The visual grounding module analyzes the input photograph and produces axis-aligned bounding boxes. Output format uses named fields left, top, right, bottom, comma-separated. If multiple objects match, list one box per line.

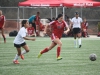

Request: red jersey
left=49, top=20, right=68, bottom=39
left=81, top=22, right=88, bottom=29
left=27, top=27, right=34, bottom=35
left=35, top=15, right=40, bottom=25
left=0, top=15, right=5, bottom=28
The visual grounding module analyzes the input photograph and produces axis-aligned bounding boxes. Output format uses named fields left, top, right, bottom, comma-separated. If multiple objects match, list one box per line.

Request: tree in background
left=0, top=0, right=24, bottom=7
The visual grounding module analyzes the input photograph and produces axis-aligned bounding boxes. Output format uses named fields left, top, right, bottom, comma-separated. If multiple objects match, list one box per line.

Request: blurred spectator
left=28, top=15, right=36, bottom=35
left=35, top=12, right=41, bottom=36
left=81, top=18, right=89, bottom=37
left=27, top=24, right=35, bottom=37
left=66, top=16, right=73, bottom=37
left=52, top=17, right=55, bottom=21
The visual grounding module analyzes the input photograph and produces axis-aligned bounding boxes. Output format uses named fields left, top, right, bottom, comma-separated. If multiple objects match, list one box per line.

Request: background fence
left=0, top=7, right=100, bottom=35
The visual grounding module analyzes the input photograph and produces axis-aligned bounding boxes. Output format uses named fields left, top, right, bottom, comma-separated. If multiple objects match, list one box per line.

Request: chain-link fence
left=0, top=7, right=100, bottom=35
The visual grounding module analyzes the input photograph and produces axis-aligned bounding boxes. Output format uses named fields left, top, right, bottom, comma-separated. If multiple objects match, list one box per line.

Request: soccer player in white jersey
left=71, top=12, right=83, bottom=48
left=13, top=20, right=35, bottom=64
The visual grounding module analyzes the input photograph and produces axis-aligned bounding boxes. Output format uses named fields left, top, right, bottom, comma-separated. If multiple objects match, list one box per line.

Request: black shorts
left=73, top=28, right=81, bottom=34
left=14, top=42, right=26, bottom=48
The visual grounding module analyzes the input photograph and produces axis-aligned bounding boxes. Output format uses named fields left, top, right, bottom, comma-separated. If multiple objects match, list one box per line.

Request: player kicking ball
left=13, top=20, right=35, bottom=64
left=38, top=14, right=69, bottom=61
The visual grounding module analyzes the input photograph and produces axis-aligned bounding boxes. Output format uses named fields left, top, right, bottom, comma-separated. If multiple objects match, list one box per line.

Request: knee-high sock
left=41, top=48, right=49, bottom=54
left=78, top=38, right=81, bottom=45
left=57, top=47, right=61, bottom=58
left=74, top=39, right=77, bottom=47
left=14, top=54, right=19, bottom=61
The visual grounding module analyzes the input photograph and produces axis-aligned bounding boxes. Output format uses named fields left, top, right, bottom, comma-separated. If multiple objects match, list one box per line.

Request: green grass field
left=0, top=37, right=100, bottom=75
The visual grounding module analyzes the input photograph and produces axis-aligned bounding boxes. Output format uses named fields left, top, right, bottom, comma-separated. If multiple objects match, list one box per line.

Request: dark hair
left=46, top=18, right=52, bottom=23
left=21, top=20, right=27, bottom=27
left=52, top=17, right=55, bottom=21
left=37, top=12, right=40, bottom=14
left=47, top=18, right=52, bottom=22
left=56, top=14, right=63, bottom=20
left=66, top=16, right=69, bottom=19
left=75, top=12, right=79, bottom=15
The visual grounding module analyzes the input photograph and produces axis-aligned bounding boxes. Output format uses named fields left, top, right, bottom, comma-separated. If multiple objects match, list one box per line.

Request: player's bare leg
left=1, top=29, right=6, bottom=43
left=53, top=38, right=62, bottom=61
left=21, top=45, right=30, bottom=60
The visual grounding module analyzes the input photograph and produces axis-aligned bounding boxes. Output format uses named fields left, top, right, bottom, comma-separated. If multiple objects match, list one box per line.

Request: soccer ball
left=89, top=53, right=97, bottom=61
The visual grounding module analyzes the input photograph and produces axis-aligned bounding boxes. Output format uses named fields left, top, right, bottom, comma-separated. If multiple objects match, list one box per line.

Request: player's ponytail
left=21, top=20, right=27, bottom=27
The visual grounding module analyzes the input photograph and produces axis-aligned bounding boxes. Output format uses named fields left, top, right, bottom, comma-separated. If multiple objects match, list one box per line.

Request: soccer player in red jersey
left=27, top=24, right=35, bottom=37
left=0, top=10, right=6, bottom=43
left=38, top=14, right=70, bottom=60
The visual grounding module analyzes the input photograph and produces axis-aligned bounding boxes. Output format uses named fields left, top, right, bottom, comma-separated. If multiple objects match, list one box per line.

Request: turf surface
left=0, top=37, right=100, bottom=75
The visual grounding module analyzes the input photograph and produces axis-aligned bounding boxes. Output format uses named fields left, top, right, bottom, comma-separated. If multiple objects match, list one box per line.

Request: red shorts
left=51, top=33, right=61, bottom=41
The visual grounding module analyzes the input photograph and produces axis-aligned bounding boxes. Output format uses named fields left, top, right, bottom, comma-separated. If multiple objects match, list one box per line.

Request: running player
left=0, top=10, right=6, bottom=43
left=38, top=14, right=69, bottom=60
left=13, top=20, right=35, bottom=64
left=71, top=12, right=83, bottom=48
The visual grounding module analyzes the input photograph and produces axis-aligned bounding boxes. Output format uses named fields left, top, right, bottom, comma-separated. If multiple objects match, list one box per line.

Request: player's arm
left=43, top=24, right=49, bottom=34
left=80, top=18, right=83, bottom=30
left=64, top=21, right=70, bottom=34
left=69, top=18, right=73, bottom=30
left=21, top=29, right=36, bottom=41
left=23, top=37, right=35, bottom=41
left=43, top=21, right=54, bottom=35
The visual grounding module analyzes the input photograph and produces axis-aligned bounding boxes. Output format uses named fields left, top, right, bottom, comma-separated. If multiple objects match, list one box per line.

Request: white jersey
left=13, top=27, right=27, bottom=44
left=71, top=17, right=82, bottom=28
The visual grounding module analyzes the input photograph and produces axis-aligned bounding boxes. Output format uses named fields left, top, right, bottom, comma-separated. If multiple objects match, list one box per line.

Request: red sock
left=57, top=47, right=61, bottom=58
left=41, top=48, right=49, bottom=54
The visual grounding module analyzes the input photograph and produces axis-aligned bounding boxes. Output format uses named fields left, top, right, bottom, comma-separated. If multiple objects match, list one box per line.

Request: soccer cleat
left=13, top=60, right=20, bottom=64
left=57, top=57, right=62, bottom=61
left=37, top=52, right=42, bottom=58
left=79, top=45, right=82, bottom=48
left=20, top=55, right=24, bottom=60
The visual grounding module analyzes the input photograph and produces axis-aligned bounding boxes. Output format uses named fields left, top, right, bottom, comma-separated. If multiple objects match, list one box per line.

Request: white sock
left=78, top=38, right=81, bottom=45
left=74, top=39, right=77, bottom=47
left=21, top=50, right=27, bottom=55
left=14, top=54, right=19, bottom=61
